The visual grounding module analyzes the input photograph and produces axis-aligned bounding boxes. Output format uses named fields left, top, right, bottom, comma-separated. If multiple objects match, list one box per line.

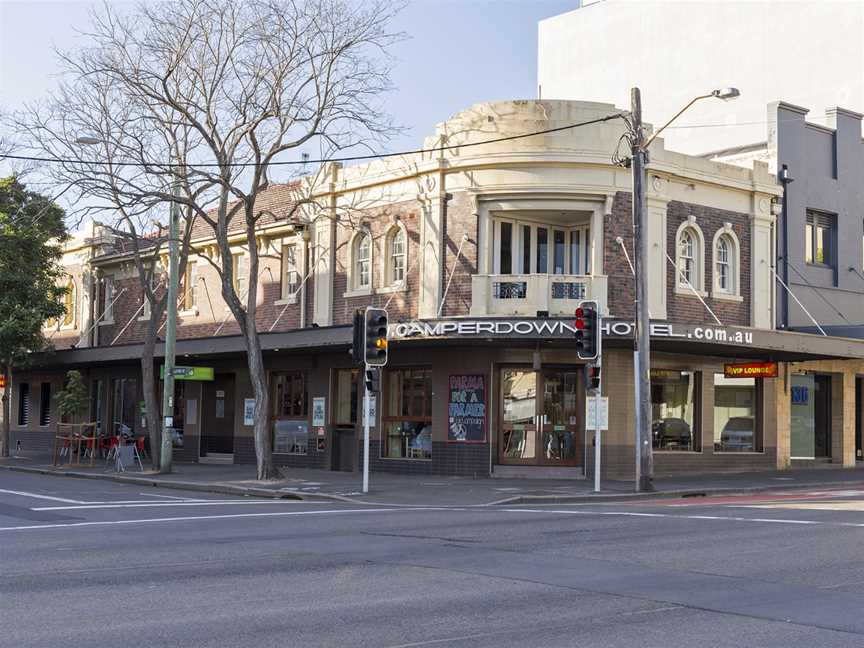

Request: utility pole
left=631, top=88, right=654, bottom=492
left=160, top=182, right=180, bottom=473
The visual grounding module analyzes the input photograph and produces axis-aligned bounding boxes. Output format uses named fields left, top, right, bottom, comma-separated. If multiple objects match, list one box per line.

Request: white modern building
left=538, top=0, right=864, bottom=154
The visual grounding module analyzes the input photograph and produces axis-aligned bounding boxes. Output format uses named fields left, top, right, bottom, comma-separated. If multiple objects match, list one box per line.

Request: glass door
left=499, top=368, right=582, bottom=467
left=539, top=369, right=580, bottom=465
left=501, top=369, right=537, bottom=463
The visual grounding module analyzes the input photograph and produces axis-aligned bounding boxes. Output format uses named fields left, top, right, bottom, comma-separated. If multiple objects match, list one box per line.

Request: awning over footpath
left=28, top=318, right=864, bottom=369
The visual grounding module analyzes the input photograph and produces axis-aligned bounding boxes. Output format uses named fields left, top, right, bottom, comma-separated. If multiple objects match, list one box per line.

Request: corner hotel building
left=10, top=100, right=864, bottom=479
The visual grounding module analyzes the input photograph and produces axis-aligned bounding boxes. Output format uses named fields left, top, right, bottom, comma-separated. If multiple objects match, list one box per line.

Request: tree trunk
left=140, top=329, right=161, bottom=471
left=244, top=327, right=273, bottom=480
left=0, top=365, right=11, bottom=458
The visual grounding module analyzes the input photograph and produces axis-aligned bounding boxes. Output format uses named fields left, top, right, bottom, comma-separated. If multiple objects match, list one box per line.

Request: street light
left=628, top=87, right=740, bottom=492
left=75, top=134, right=180, bottom=473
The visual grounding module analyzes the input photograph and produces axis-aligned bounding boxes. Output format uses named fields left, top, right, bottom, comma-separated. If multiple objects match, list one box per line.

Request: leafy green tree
left=0, top=177, right=68, bottom=456
left=54, top=370, right=89, bottom=423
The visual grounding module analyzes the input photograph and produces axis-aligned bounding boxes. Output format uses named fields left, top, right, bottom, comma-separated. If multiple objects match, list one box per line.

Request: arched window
left=387, top=226, right=406, bottom=285
left=675, top=220, right=706, bottom=294
left=716, top=236, right=731, bottom=292
left=62, top=279, right=76, bottom=327
left=679, top=230, right=695, bottom=286
left=712, top=227, right=741, bottom=298
left=354, top=232, right=372, bottom=290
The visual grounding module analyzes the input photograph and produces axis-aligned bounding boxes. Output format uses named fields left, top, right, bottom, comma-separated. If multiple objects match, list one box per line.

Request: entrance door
left=814, top=374, right=832, bottom=458
left=201, top=375, right=235, bottom=457
left=499, top=368, right=581, bottom=466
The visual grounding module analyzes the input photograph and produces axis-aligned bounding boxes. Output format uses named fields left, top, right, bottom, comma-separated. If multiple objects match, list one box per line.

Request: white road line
left=0, top=488, right=85, bottom=504
left=0, top=507, right=444, bottom=532
left=32, top=500, right=297, bottom=511
left=140, top=493, right=206, bottom=501
left=500, top=508, right=863, bottom=527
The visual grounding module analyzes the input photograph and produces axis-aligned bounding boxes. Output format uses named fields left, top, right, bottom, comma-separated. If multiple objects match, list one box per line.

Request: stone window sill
left=274, top=296, right=298, bottom=306
left=376, top=284, right=408, bottom=295
left=675, top=286, right=708, bottom=298
left=711, top=292, right=744, bottom=303
left=343, top=288, right=373, bottom=299
left=97, top=319, right=115, bottom=326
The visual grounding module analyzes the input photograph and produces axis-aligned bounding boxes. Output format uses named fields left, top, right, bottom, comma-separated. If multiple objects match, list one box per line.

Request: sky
left=0, top=0, right=582, bottom=210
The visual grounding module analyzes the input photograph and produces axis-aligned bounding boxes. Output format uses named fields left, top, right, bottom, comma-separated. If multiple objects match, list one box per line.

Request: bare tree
left=16, top=0, right=401, bottom=479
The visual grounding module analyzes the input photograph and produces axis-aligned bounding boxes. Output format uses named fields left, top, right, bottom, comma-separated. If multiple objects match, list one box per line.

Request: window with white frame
left=679, top=230, right=695, bottom=285
left=281, top=244, right=299, bottom=299
left=353, top=232, right=372, bottom=290
left=387, top=226, right=406, bottom=285
left=676, top=222, right=705, bottom=292
left=492, top=218, right=591, bottom=275
left=715, top=236, right=730, bottom=291
left=102, top=277, right=115, bottom=322
left=232, top=252, right=249, bottom=298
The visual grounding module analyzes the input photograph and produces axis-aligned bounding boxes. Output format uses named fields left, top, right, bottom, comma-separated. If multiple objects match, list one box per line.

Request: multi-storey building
left=10, top=100, right=864, bottom=479
left=537, top=0, right=864, bottom=155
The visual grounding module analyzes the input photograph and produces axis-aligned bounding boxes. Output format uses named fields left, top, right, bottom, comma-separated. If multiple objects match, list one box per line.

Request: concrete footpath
left=4, top=451, right=864, bottom=505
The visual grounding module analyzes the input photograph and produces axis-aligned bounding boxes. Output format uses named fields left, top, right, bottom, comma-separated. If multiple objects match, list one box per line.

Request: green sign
left=160, top=366, right=215, bottom=381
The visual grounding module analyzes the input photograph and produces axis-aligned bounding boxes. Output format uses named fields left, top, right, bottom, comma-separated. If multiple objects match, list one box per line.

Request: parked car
left=720, top=416, right=754, bottom=451
left=652, top=417, right=692, bottom=450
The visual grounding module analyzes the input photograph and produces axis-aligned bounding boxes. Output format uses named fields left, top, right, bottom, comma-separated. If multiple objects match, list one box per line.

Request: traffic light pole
left=362, top=365, right=370, bottom=494
left=593, top=329, right=603, bottom=493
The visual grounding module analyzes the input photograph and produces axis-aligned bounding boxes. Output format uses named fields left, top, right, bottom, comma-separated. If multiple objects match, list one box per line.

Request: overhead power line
left=0, top=113, right=627, bottom=170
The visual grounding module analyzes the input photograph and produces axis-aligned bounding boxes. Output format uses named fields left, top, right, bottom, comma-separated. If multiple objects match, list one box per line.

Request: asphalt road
left=4, top=471, right=864, bottom=647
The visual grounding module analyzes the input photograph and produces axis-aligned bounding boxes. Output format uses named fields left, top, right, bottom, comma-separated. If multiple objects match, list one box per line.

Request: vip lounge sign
left=390, top=319, right=755, bottom=346
left=724, top=362, right=778, bottom=378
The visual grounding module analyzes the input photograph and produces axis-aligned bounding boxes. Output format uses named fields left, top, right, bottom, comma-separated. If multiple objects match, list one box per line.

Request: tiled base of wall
left=365, top=441, right=490, bottom=477
left=586, top=444, right=778, bottom=479
left=10, top=429, right=53, bottom=455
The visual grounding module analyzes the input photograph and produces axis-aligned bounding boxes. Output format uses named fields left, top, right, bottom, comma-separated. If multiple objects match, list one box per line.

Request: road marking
left=0, top=507, right=445, bottom=532
left=140, top=493, right=206, bottom=501
left=500, top=508, right=862, bottom=528
left=0, top=489, right=85, bottom=504
left=32, top=500, right=298, bottom=511
left=743, top=501, right=864, bottom=512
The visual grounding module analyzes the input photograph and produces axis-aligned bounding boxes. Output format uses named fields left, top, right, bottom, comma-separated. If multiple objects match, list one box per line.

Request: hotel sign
left=724, top=362, right=778, bottom=378
left=390, top=319, right=755, bottom=347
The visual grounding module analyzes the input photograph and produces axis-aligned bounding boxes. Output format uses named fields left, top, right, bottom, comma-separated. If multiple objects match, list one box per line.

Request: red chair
left=135, top=436, right=148, bottom=460
left=102, top=435, right=121, bottom=463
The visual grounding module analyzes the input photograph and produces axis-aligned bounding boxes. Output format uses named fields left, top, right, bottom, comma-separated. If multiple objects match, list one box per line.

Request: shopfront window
left=111, top=378, right=138, bottom=435
left=382, top=368, right=432, bottom=460
left=713, top=374, right=760, bottom=452
left=651, top=370, right=700, bottom=451
left=334, top=368, right=359, bottom=426
left=272, top=371, right=308, bottom=454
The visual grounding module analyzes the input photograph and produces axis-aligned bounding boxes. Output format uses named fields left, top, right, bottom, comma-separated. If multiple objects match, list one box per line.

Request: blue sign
left=791, top=385, right=809, bottom=405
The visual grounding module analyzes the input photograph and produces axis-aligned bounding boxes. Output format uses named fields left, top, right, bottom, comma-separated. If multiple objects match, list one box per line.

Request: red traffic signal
left=574, top=300, right=600, bottom=361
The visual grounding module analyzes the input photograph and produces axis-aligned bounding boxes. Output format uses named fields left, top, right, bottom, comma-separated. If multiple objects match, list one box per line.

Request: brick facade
left=665, top=200, right=751, bottom=327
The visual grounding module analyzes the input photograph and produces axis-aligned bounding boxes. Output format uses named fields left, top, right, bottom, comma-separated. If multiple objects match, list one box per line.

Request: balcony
left=470, top=274, right=608, bottom=317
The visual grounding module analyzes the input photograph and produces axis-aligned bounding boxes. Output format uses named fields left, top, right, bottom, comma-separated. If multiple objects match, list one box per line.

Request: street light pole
left=627, top=86, right=740, bottom=492
left=630, top=88, right=653, bottom=492
left=159, top=181, right=180, bottom=473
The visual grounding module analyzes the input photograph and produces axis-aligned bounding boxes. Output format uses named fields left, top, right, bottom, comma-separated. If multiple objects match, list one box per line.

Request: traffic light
left=351, top=309, right=364, bottom=365
left=585, top=364, right=601, bottom=392
left=364, top=307, right=389, bottom=366
left=574, top=300, right=599, bottom=360
left=364, top=367, right=381, bottom=393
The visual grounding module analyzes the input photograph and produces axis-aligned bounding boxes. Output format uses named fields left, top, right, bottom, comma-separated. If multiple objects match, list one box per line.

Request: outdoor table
left=52, top=422, right=99, bottom=466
